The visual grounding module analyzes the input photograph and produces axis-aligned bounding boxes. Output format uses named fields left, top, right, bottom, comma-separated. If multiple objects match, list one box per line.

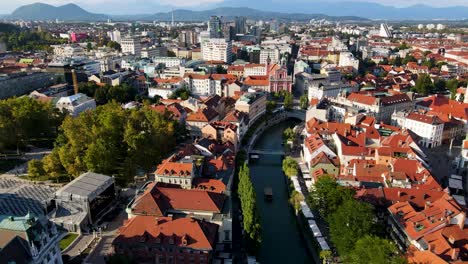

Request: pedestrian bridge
left=250, top=149, right=285, bottom=155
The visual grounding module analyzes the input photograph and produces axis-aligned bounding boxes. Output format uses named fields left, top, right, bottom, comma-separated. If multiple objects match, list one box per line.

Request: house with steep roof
left=186, top=107, right=219, bottom=138
left=113, top=216, right=218, bottom=264
left=0, top=213, right=63, bottom=264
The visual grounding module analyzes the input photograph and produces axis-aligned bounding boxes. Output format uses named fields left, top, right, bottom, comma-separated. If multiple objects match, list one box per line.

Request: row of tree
left=28, top=102, right=178, bottom=185
left=78, top=82, right=138, bottom=105
left=0, top=30, right=67, bottom=52
left=237, top=162, right=262, bottom=254
left=0, top=97, right=65, bottom=153
left=308, top=176, right=405, bottom=263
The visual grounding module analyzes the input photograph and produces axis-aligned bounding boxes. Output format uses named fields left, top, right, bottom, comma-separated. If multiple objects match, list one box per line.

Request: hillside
left=9, top=3, right=107, bottom=21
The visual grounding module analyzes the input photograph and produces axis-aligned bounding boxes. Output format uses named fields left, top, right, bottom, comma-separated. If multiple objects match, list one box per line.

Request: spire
left=171, top=10, right=175, bottom=27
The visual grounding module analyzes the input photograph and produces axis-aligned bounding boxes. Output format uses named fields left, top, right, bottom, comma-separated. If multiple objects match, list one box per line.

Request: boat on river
left=264, top=187, right=273, bottom=201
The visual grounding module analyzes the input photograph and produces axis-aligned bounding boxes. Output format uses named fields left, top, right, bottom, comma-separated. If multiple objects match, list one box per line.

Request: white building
left=108, top=30, right=121, bottom=43
left=121, top=36, right=142, bottom=56
left=244, top=64, right=267, bottom=77
left=184, top=74, right=215, bottom=97
left=153, top=57, right=185, bottom=68
left=338, top=52, right=359, bottom=72
left=260, top=48, right=281, bottom=64
left=379, top=23, right=393, bottom=38
left=391, top=112, right=444, bottom=148
left=148, top=78, right=184, bottom=99
left=56, top=93, right=96, bottom=117
left=201, top=38, right=233, bottom=63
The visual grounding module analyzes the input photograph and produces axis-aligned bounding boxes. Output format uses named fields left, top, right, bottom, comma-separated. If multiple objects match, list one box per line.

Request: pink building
left=70, top=32, right=88, bottom=43
left=267, top=63, right=292, bottom=93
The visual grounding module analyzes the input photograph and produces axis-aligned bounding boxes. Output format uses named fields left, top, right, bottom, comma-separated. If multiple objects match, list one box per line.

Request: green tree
left=345, top=235, right=406, bottom=264
left=238, top=163, right=262, bottom=253
left=393, top=56, right=402, bottom=67
left=283, top=92, right=293, bottom=110
left=107, top=40, right=122, bottom=52
left=28, top=159, right=45, bottom=178
left=299, top=94, right=309, bottom=110
left=282, top=156, right=299, bottom=177
left=402, top=55, right=417, bottom=65
left=86, top=42, right=92, bottom=52
left=413, top=74, right=434, bottom=96
left=329, top=199, right=375, bottom=256
left=422, top=57, right=436, bottom=69
left=53, top=103, right=176, bottom=184
left=0, top=97, right=63, bottom=152
left=289, top=190, right=304, bottom=211
left=446, top=79, right=459, bottom=100
left=283, top=127, right=295, bottom=142
left=434, top=78, right=446, bottom=92
left=319, top=250, right=332, bottom=264
left=307, top=175, right=355, bottom=218
left=266, top=100, right=276, bottom=114
left=215, top=65, right=227, bottom=74
left=43, top=149, right=65, bottom=181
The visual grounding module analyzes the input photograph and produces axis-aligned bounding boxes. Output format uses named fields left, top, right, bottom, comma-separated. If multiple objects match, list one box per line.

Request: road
left=85, top=207, right=129, bottom=264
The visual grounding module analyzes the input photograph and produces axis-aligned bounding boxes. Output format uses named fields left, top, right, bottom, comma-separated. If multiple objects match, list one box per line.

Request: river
left=249, top=121, right=313, bottom=264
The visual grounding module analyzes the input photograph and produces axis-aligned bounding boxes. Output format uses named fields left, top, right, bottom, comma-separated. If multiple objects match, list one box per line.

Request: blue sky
left=2, top=0, right=468, bottom=14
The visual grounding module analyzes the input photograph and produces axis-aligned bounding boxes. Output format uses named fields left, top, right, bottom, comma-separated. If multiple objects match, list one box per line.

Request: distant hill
left=9, top=3, right=107, bottom=21
left=8, top=3, right=367, bottom=22
left=219, top=0, right=468, bottom=20
left=114, top=7, right=368, bottom=22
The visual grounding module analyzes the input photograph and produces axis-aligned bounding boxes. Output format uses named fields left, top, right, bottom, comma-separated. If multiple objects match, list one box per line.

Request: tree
left=307, top=175, right=355, bottom=218
left=283, top=92, right=293, bottom=110
left=393, top=56, right=402, bottom=67
left=283, top=127, right=295, bottom=142
left=52, top=103, right=176, bottom=184
left=86, top=42, right=92, bottom=52
left=413, top=74, right=434, bottom=96
left=402, top=55, right=417, bottom=65
left=282, top=156, right=298, bottom=177
left=345, top=235, right=406, bottom=264
left=329, top=199, right=375, bottom=256
left=434, top=78, right=446, bottom=92
left=422, top=57, right=436, bottom=69
left=319, top=250, right=332, bottom=264
left=238, top=162, right=262, bottom=253
left=299, top=94, right=309, bottom=110
left=0, top=97, right=64, bottom=152
left=215, top=65, right=227, bottom=74
left=107, top=40, right=122, bottom=52
left=43, top=149, right=65, bottom=182
left=266, top=100, right=276, bottom=114
left=28, top=159, right=45, bottom=178
left=289, top=190, right=304, bottom=211
left=446, top=79, right=459, bottom=100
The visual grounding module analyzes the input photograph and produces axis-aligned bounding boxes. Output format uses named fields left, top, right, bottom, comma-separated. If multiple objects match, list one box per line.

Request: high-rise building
left=108, top=30, right=121, bottom=43
left=202, top=38, right=233, bottom=63
left=121, top=36, right=142, bottom=56
left=379, top=23, right=393, bottom=38
left=208, top=16, right=223, bottom=38
left=235, top=16, right=247, bottom=35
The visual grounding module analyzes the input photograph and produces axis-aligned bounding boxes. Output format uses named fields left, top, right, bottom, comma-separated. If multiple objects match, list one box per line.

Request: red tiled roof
left=114, top=216, right=218, bottom=250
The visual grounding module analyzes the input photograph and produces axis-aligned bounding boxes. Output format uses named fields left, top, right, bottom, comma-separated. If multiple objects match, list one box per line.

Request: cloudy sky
left=2, top=0, right=468, bottom=14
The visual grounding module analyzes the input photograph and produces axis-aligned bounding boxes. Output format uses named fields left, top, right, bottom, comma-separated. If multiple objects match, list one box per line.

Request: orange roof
left=155, top=160, right=192, bottom=177
left=114, top=216, right=218, bottom=250
left=186, top=108, right=219, bottom=122
left=192, top=178, right=226, bottom=193
left=131, top=183, right=226, bottom=215
left=244, top=75, right=269, bottom=86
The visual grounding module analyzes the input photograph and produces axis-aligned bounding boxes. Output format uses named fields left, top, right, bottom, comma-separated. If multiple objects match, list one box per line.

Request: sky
left=2, top=0, right=468, bottom=14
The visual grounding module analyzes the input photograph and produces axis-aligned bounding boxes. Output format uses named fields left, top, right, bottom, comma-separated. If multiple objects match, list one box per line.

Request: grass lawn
left=0, top=159, right=25, bottom=174
left=60, top=233, right=79, bottom=251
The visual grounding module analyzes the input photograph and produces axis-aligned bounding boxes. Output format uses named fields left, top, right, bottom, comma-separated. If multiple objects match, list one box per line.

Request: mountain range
left=5, top=2, right=468, bottom=21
